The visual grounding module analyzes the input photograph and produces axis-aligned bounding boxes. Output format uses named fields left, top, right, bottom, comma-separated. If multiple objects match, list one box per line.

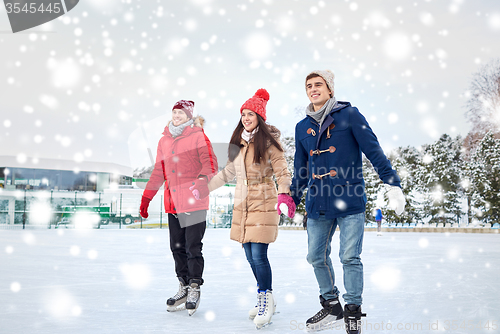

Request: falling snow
left=0, top=1, right=498, bottom=170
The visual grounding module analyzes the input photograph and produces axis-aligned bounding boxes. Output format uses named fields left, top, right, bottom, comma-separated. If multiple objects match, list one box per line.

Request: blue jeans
left=306, top=212, right=365, bottom=305
left=243, top=242, right=272, bottom=291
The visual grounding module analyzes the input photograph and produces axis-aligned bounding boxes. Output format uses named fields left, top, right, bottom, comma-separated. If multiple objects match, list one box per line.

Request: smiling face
left=241, top=109, right=258, bottom=132
left=306, top=76, right=333, bottom=111
left=171, top=108, right=190, bottom=126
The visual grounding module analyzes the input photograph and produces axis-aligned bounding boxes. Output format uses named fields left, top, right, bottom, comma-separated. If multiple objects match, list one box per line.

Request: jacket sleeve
left=208, top=160, right=237, bottom=192
left=143, top=139, right=167, bottom=199
left=290, top=124, right=309, bottom=205
left=268, top=141, right=291, bottom=195
left=196, top=131, right=219, bottom=181
left=350, top=107, right=401, bottom=187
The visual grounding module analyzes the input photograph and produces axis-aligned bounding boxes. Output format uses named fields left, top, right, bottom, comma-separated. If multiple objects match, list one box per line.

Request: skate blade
left=167, top=304, right=186, bottom=312
left=306, top=320, right=340, bottom=332
left=250, top=309, right=279, bottom=320
left=187, top=309, right=197, bottom=316
left=255, top=321, right=272, bottom=330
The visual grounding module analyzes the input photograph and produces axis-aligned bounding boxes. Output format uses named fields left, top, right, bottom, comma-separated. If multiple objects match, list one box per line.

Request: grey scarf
left=306, top=97, right=338, bottom=126
left=169, top=119, right=194, bottom=138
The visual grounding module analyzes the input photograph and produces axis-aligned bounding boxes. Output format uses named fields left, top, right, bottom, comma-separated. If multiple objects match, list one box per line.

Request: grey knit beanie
left=306, top=70, right=335, bottom=93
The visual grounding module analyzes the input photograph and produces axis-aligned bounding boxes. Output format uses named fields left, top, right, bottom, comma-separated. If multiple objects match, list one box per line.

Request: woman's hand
left=277, top=193, right=296, bottom=218
left=140, top=196, right=151, bottom=218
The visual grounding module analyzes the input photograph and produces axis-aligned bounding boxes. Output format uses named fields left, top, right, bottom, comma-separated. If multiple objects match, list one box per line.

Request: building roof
left=0, top=156, right=133, bottom=176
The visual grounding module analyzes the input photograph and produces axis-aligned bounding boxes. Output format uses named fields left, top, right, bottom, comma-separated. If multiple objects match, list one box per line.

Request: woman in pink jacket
left=140, top=100, right=218, bottom=316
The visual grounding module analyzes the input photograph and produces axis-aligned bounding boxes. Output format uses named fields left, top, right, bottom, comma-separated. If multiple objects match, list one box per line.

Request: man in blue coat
left=289, top=70, right=405, bottom=333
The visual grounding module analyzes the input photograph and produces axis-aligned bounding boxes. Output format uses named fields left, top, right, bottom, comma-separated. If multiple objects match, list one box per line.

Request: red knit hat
left=240, top=89, right=270, bottom=121
left=172, top=100, right=195, bottom=119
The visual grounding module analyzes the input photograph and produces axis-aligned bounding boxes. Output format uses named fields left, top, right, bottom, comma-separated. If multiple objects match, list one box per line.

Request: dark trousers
left=243, top=242, right=272, bottom=291
left=168, top=213, right=206, bottom=285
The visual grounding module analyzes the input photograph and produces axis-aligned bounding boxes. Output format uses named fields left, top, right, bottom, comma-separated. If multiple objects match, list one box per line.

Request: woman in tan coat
left=191, top=88, right=296, bottom=329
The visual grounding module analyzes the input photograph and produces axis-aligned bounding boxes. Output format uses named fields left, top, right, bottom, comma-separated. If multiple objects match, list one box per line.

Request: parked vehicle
left=56, top=205, right=140, bottom=228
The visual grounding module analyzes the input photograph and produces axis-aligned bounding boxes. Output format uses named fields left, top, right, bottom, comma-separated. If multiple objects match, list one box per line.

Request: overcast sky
left=1, top=0, right=500, bottom=170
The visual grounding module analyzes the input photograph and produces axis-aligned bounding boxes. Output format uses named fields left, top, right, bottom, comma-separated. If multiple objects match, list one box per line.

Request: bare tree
left=464, top=58, right=500, bottom=156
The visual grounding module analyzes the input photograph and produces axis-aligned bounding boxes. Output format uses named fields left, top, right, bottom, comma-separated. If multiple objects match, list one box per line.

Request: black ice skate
left=306, top=296, right=343, bottom=332
left=166, top=277, right=188, bottom=312
left=185, top=279, right=202, bottom=316
left=343, top=304, right=366, bottom=334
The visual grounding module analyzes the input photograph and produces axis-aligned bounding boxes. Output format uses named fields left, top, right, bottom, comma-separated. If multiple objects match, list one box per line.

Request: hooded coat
left=208, top=125, right=291, bottom=244
left=144, top=116, right=218, bottom=213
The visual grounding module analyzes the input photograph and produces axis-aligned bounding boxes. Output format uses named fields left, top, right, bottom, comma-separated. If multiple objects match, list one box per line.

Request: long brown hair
left=228, top=114, right=283, bottom=164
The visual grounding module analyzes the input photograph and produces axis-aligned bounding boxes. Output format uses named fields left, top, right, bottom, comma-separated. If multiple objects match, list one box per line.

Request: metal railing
left=0, top=189, right=237, bottom=229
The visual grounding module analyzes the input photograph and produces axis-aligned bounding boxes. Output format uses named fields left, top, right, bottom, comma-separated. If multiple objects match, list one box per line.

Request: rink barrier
left=363, top=227, right=499, bottom=234
left=0, top=224, right=496, bottom=233
left=278, top=226, right=499, bottom=233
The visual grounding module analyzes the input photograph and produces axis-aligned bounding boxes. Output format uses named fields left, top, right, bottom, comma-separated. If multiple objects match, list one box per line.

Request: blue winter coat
left=375, top=209, right=383, bottom=221
left=290, top=102, right=400, bottom=220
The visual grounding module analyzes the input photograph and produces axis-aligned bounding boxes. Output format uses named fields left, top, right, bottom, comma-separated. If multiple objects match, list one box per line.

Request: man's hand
left=385, top=185, right=405, bottom=215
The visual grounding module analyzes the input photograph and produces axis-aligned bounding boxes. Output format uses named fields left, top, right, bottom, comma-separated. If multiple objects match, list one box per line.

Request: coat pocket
left=328, top=182, right=365, bottom=213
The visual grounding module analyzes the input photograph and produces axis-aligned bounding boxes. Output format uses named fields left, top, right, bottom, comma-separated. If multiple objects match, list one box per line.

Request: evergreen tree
left=469, top=131, right=500, bottom=223
left=385, top=146, right=423, bottom=225
left=416, top=135, right=463, bottom=225
left=280, top=136, right=306, bottom=224
left=362, top=155, right=382, bottom=222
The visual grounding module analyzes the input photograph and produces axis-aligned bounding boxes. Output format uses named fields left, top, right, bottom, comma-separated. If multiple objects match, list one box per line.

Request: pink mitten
left=277, top=193, right=296, bottom=218
left=189, top=178, right=209, bottom=200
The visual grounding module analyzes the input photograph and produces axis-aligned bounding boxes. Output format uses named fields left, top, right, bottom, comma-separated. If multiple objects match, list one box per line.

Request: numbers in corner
left=5, top=2, right=62, bottom=14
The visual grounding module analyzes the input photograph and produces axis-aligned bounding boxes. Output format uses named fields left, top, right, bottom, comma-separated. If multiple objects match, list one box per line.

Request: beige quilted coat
left=208, top=125, right=291, bottom=244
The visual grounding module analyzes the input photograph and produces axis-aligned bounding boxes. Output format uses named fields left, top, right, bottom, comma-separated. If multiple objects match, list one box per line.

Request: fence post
left=50, top=190, right=53, bottom=228
left=22, top=189, right=26, bottom=229
left=214, top=196, right=217, bottom=229
left=119, top=193, right=122, bottom=229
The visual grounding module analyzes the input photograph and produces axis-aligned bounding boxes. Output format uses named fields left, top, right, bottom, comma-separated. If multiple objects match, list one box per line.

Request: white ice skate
left=254, top=290, right=274, bottom=329
left=186, top=281, right=201, bottom=316
left=249, top=292, right=277, bottom=320
left=166, top=278, right=188, bottom=312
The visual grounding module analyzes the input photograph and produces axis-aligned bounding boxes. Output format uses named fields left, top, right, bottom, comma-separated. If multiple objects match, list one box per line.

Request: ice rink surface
left=1, top=228, right=499, bottom=334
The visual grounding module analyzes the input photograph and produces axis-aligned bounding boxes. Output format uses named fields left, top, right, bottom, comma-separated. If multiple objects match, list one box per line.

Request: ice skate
left=186, top=280, right=201, bottom=316
left=166, top=278, right=188, bottom=312
left=343, top=304, right=366, bottom=334
left=249, top=290, right=277, bottom=320
left=306, top=296, right=343, bottom=332
left=377, top=232, right=382, bottom=236
left=253, top=290, right=274, bottom=329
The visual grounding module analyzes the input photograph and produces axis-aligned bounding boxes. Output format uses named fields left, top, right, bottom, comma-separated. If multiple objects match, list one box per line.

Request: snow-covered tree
left=384, top=146, right=423, bottom=225
left=280, top=136, right=306, bottom=224
left=415, top=135, right=464, bottom=224
left=469, top=131, right=500, bottom=224
left=362, top=155, right=382, bottom=222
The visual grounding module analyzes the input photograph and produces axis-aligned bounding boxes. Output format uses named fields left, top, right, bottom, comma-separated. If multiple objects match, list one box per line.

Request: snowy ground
left=1, top=229, right=499, bottom=334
